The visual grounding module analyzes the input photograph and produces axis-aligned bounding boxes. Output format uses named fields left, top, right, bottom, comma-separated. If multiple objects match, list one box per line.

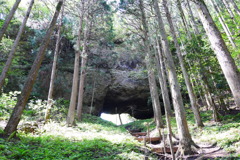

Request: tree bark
left=45, top=1, right=64, bottom=123
left=154, top=40, right=173, bottom=117
left=222, top=0, right=235, bottom=18
left=185, top=0, right=200, bottom=35
left=177, top=0, right=191, bottom=38
left=139, top=0, right=163, bottom=129
left=162, top=0, right=203, bottom=127
left=0, top=0, right=22, bottom=42
left=90, top=70, right=97, bottom=114
left=154, top=41, right=175, bottom=159
left=66, top=1, right=85, bottom=126
left=76, top=13, right=91, bottom=121
left=222, top=0, right=240, bottom=31
left=4, top=0, right=63, bottom=136
left=0, top=0, right=34, bottom=91
left=209, top=0, right=236, bottom=48
left=193, top=0, right=240, bottom=108
left=229, top=0, right=240, bottom=16
left=198, top=70, right=220, bottom=121
left=153, top=0, right=195, bottom=154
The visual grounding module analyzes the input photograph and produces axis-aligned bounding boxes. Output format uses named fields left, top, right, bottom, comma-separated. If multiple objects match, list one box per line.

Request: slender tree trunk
left=139, top=0, right=163, bottom=129
left=195, top=76, right=212, bottom=110
left=221, top=0, right=240, bottom=31
left=209, top=0, right=236, bottom=48
left=199, top=71, right=220, bottom=121
left=45, top=2, right=64, bottom=123
left=190, top=74, right=205, bottom=106
left=0, top=0, right=34, bottom=91
left=154, top=41, right=175, bottom=160
left=186, top=0, right=200, bottom=34
left=229, top=0, right=240, bottom=16
left=76, top=56, right=87, bottom=120
left=154, top=40, right=173, bottom=117
left=176, top=26, right=206, bottom=109
left=177, top=0, right=191, bottom=38
left=193, top=0, right=240, bottom=108
left=90, top=70, right=97, bottom=114
left=118, top=114, right=123, bottom=125
left=222, top=0, right=235, bottom=18
left=153, top=0, right=196, bottom=154
left=4, top=1, right=63, bottom=136
left=66, top=1, right=85, bottom=126
left=76, top=13, right=91, bottom=121
left=0, top=0, right=22, bottom=42
left=162, top=0, right=203, bottom=127
left=188, top=65, right=207, bottom=108
left=208, top=67, right=228, bottom=112
left=148, top=67, right=164, bottom=129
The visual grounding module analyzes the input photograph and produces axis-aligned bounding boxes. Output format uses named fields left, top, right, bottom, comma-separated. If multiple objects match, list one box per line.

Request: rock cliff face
left=101, top=70, right=153, bottom=119
left=34, top=67, right=153, bottom=119
left=47, top=67, right=153, bottom=119
left=6, top=44, right=156, bottom=119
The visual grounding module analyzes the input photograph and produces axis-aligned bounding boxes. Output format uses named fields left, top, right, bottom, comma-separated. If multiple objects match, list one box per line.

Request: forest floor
left=0, top=108, right=240, bottom=159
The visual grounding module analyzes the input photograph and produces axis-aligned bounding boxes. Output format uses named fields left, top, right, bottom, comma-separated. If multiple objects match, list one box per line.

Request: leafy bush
left=0, top=92, right=69, bottom=122
left=0, top=91, right=20, bottom=120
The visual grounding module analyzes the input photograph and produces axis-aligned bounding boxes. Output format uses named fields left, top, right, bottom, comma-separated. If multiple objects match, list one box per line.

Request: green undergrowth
left=0, top=114, right=157, bottom=160
left=192, top=111, right=240, bottom=156
left=124, top=110, right=240, bottom=157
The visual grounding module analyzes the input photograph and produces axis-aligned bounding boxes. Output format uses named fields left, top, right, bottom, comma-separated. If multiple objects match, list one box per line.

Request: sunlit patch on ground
left=100, top=113, right=136, bottom=125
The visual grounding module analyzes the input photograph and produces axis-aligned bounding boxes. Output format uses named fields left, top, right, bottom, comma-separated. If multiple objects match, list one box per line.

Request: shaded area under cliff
left=101, top=92, right=154, bottom=119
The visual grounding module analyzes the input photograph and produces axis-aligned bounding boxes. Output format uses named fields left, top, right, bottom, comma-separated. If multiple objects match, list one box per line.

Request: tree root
left=175, top=140, right=200, bottom=158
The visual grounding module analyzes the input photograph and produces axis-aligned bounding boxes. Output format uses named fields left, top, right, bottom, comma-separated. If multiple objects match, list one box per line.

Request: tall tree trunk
left=199, top=70, right=220, bottom=121
left=0, top=0, right=34, bottom=91
left=148, top=67, right=164, bottom=129
left=222, top=0, right=235, bottom=18
left=90, top=70, right=97, bottom=114
left=162, top=0, right=203, bottom=127
left=190, top=74, right=205, bottom=106
left=193, top=0, right=240, bottom=108
left=45, top=2, right=64, bottom=123
left=229, top=0, right=240, bottom=16
left=0, top=0, right=22, bottom=42
left=66, top=1, right=85, bottom=126
left=4, top=0, right=63, bottom=136
left=153, top=0, right=196, bottom=154
left=76, top=12, right=91, bottom=121
left=208, top=67, right=228, bottom=112
left=154, top=41, right=175, bottom=159
left=177, top=0, right=191, bottom=38
left=222, top=0, right=240, bottom=31
left=139, top=0, right=163, bottom=129
left=209, top=0, right=236, bottom=48
left=185, top=0, right=200, bottom=34
left=154, top=40, right=173, bottom=117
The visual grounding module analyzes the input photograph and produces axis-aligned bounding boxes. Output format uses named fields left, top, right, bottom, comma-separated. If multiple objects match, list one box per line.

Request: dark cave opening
left=101, top=97, right=154, bottom=119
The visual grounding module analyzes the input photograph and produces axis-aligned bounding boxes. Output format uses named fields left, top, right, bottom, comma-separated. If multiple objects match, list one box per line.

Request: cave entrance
left=101, top=98, right=154, bottom=119
left=100, top=86, right=154, bottom=119
left=100, top=113, right=136, bottom=125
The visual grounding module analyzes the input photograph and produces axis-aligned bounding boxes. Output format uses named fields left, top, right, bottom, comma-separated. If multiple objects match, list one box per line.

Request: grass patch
left=0, top=114, right=157, bottom=160
left=0, top=135, right=139, bottom=160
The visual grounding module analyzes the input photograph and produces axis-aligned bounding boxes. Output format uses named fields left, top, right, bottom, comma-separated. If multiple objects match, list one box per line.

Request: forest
left=0, top=0, right=240, bottom=159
